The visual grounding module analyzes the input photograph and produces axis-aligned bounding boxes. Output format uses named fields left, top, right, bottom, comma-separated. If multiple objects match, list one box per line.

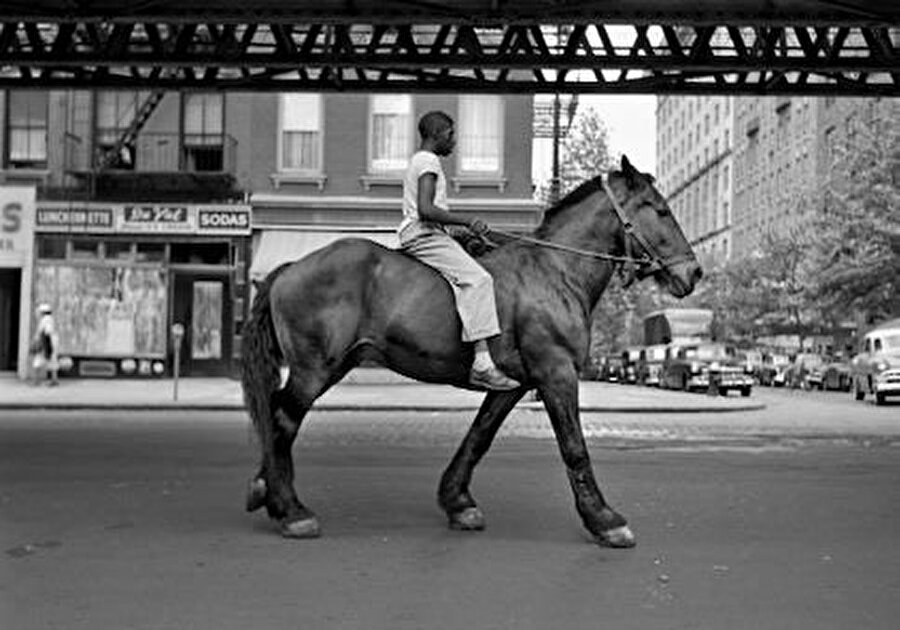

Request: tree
left=812, top=111, right=900, bottom=323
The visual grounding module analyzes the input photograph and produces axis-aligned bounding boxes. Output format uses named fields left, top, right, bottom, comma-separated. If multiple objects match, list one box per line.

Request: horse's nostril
left=692, top=265, right=703, bottom=283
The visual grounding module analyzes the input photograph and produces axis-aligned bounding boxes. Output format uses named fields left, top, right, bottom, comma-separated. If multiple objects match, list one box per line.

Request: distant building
left=656, top=95, right=735, bottom=262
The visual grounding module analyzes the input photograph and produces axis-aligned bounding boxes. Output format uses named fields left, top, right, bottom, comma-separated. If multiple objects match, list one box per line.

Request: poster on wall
left=34, top=265, right=167, bottom=357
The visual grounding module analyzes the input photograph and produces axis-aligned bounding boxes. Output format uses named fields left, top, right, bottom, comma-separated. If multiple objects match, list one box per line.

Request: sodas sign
left=198, top=209, right=251, bottom=233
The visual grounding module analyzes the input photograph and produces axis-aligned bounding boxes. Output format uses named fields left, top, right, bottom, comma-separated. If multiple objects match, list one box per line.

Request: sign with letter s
left=0, top=186, right=36, bottom=267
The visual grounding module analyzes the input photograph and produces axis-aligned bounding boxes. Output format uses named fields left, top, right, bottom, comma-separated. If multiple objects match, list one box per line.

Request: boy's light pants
left=400, top=232, right=501, bottom=342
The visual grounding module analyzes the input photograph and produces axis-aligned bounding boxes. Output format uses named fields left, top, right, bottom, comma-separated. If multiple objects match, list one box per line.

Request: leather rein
left=485, top=177, right=694, bottom=285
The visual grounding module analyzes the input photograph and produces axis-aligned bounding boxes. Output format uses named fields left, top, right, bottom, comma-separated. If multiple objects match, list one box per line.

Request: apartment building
left=656, top=95, right=735, bottom=262
left=0, top=90, right=538, bottom=379
left=731, top=95, right=894, bottom=258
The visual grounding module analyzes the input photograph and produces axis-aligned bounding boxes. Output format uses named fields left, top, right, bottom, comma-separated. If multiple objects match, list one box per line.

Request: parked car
left=621, top=347, right=642, bottom=384
left=786, top=353, right=828, bottom=390
left=822, top=360, right=853, bottom=392
left=758, top=353, right=791, bottom=386
left=637, top=344, right=668, bottom=386
left=851, top=318, right=900, bottom=405
left=659, top=342, right=753, bottom=396
left=588, top=354, right=625, bottom=383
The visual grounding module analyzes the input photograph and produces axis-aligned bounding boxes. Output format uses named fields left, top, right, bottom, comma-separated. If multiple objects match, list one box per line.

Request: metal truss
left=0, top=20, right=897, bottom=94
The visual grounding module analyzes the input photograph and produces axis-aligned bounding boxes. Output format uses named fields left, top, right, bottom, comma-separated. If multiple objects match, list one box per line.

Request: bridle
left=487, top=176, right=696, bottom=286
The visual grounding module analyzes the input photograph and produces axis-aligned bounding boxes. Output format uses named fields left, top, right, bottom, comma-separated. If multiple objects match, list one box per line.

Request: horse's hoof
left=595, top=525, right=636, bottom=548
left=281, top=517, right=321, bottom=539
left=448, top=507, right=485, bottom=531
left=245, top=478, right=267, bottom=513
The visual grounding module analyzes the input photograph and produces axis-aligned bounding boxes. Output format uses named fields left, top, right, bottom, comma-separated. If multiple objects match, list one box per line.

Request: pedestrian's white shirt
left=399, top=150, right=449, bottom=243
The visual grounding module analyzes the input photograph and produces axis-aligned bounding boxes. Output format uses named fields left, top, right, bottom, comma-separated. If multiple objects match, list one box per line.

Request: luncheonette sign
left=34, top=204, right=251, bottom=235
left=0, top=186, right=36, bottom=267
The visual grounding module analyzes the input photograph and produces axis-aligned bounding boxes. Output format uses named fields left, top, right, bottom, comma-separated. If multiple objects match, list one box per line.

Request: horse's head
left=609, top=155, right=702, bottom=298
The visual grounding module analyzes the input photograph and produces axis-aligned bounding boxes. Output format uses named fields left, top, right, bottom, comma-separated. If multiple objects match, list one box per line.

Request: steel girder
left=0, top=20, right=897, bottom=94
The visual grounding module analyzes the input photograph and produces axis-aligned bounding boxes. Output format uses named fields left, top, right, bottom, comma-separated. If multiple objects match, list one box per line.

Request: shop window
left=7, top=91, right=48, bottom=169
left=38, top=237, right=67, bottom=259
left=369, top=94, right=412, bottom=173
left=136, top=242, right=166, bottom=263
left=71, top=239, right=100, bottom=259
left=170, top=242, right=229, bottom=265
left=105, top=241, right=134, bottom=260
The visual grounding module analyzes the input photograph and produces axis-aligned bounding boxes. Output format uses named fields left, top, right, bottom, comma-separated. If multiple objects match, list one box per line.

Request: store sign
left=36, top=208, right=114, bottom=231
left=0, top=186, right=36, bottom=266
left=198, top=208, right=251, bottom=234
left=34, top=203, right=251, bottom=235
left=122, top=205, right=192, bottom=231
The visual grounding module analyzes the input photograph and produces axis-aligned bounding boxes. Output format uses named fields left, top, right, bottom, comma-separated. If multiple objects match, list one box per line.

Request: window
left=183, top=93, right=225, bottom=171
left=279, top=94, right=322, bottom=172
left=96, top=91, right=151, bottom=169
left=458, top=95, right=503, bottom=175
left=7, top=91, right=48, bottom=168
left=369, top=95, right=412, bottom=173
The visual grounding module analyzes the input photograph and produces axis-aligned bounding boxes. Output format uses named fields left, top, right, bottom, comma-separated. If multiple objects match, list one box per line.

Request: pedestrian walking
left=30, top=303, right=59, bottom=386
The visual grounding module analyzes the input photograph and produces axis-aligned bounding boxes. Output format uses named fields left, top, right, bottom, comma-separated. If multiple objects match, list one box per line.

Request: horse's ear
left=620, top=154, right=638, bottom=187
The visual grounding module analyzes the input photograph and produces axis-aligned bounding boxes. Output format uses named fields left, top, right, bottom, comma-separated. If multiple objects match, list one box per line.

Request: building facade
left=246, top=92, right=539, bottom=282
left=656, top=95, right=735, bottom=262
left=0, top=90, right=539, bottom=378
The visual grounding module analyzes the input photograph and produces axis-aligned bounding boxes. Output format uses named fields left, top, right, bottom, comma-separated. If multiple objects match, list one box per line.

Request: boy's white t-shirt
left=399, top=150, right=449, bottom=243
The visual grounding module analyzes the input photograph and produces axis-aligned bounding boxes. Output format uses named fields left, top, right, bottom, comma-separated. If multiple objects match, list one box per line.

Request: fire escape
left=62, top=88, right=241, bottom=202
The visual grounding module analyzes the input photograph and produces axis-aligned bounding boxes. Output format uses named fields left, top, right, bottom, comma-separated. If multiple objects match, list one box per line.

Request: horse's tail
left=240, top=264, right=291, bottom=450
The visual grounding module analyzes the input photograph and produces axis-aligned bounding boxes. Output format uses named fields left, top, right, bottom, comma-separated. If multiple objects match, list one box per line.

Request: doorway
left=172, top=272, right=232, bottom=376
left=0, top=269, right=21, bottom=371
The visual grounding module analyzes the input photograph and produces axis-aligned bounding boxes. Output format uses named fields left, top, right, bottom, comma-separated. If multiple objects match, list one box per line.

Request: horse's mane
left=536, top=174, right=609, bottom=237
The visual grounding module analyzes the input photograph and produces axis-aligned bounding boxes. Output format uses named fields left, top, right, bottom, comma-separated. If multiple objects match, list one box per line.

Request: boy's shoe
left=469, top=366, right=521, bottom=391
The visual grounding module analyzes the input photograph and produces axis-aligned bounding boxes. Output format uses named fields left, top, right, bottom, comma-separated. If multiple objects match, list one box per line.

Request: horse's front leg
left=537, top=363, right=635, bottom=548
left=438, top=388, right=527, bottom=530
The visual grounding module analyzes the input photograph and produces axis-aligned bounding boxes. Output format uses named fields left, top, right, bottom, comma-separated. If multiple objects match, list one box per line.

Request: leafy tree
left=812, top=111, right=900, bottom=323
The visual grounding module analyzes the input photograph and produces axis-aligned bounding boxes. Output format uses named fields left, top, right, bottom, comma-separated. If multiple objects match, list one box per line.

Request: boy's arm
left=417, top=173, right=488, bottom=232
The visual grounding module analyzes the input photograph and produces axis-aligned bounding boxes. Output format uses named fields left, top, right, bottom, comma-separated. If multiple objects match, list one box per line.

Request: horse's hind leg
left=246, top=389, right=322, bottom=538
left=438, top=388, right=526, bottom=530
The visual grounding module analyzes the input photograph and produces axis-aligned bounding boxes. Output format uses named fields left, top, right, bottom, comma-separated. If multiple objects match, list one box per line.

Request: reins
left=478, top=176, right=695, bottom=288
left=485, top=228, right=652, bottom=266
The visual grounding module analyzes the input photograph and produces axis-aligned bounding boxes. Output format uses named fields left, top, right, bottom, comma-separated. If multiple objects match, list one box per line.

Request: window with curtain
left=183, top=93, right=225, bottom=171
left=458, top=95, right=503, bottom=174
left=7, top=91, right=48, bottom=168
left=280, top=94, right=322, bottom=172
left=369, top=95, right=412, bottom=173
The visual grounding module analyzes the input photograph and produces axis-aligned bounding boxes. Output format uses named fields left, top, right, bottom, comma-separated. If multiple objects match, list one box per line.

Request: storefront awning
left=250, top=229, right=398, bottom=280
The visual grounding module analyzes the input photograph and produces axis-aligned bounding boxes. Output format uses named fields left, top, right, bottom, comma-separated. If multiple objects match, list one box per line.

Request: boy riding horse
left=399, top=111, right=520, bottom=391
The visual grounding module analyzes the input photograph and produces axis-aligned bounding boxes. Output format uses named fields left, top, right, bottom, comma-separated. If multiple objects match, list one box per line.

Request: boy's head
left=418, top=111, right=455, bottom=156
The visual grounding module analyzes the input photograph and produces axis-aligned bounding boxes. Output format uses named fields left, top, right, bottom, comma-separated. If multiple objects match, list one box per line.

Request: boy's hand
left=468, top=218, right=490, bottom=235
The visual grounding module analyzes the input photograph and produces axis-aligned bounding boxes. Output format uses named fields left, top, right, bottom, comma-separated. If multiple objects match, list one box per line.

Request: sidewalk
left=0, top=368, right=762, bottom=413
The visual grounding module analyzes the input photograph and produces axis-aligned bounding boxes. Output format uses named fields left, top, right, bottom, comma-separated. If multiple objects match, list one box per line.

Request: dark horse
left=241, top=156, right=701, bottom=547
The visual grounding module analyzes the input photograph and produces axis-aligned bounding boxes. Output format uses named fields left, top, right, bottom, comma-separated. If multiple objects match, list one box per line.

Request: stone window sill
left=451, top=176, right=507, bottom=193
left=270, top=173, right=327, bottom=191
left=360, top=174, right=403, bottom=192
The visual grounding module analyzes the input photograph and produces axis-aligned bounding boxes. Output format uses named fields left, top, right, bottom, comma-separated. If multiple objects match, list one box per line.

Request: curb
left=0, top=401, right=767, bottom=413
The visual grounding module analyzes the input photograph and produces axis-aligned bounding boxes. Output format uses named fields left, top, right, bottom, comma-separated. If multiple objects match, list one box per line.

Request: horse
left=241, top=155, right=702, bottom=548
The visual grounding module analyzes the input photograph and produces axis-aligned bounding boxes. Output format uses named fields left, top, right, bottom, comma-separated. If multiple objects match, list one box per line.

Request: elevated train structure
left=0, top=1, right=897, bottom=94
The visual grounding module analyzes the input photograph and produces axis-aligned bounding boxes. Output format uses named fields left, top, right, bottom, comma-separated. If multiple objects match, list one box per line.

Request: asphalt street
left=2, top=395, right=899, bottom=630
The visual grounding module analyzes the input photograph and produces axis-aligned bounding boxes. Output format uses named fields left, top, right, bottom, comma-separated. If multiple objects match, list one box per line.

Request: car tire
left=875, top=392, right=886, bottom=406
left=740, top=387, right=751, bottom=397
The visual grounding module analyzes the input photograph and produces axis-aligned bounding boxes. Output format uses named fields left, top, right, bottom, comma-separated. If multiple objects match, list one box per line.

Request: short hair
left=418, top=111, right=454, bottom=140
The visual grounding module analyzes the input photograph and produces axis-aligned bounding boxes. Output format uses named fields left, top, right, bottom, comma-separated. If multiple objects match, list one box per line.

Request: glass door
left=172, top=273, right=231, bottom=376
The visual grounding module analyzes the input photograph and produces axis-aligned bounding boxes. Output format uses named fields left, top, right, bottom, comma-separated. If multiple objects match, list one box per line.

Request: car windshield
left=879, top=333, right=900, bottom=351
left=799, top=354, right=825, bottom=366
